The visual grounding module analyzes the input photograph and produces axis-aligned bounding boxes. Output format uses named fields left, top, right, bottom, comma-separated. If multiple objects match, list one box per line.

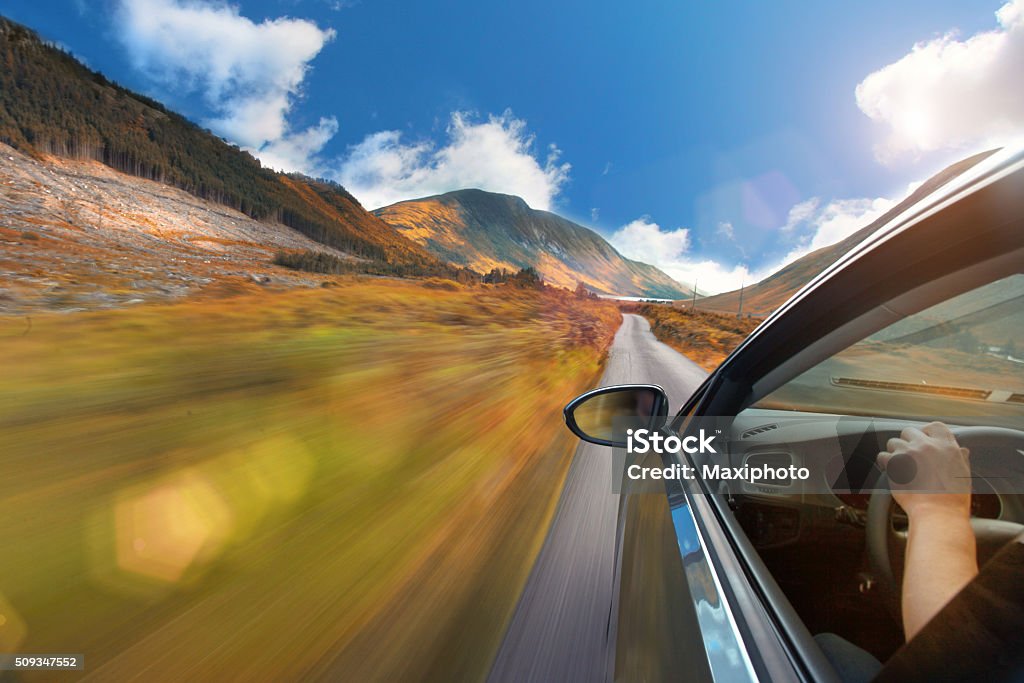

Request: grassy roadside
left=621, top=302, right=760, bottom=371
left=0, top=279, right=620, bottom=681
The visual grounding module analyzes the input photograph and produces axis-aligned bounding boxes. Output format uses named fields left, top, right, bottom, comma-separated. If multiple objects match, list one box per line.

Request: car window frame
left=668, top=153, right=1024, bottom=682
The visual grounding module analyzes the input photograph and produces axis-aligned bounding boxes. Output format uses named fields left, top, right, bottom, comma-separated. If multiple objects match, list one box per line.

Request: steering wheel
left=867, top=426, right=1024, bottom=613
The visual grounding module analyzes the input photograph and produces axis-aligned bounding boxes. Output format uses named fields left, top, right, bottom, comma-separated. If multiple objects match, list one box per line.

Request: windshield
left=754, top=273, right=1024, bottom=427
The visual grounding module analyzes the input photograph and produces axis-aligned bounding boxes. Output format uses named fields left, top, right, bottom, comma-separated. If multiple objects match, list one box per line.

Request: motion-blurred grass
left=0, top=279, right=620, bottom=681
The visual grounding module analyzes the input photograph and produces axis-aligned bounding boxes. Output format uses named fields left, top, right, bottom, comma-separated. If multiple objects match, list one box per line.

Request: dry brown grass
left=622, top=302, right=760, bottom=371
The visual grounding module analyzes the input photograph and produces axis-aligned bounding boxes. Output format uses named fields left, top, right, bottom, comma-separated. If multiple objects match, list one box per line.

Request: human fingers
left=886, top=437, right=909, bottom=454
left=901, top=426, right=926, bottom=443
left=922, top=421, right=957, bottom=443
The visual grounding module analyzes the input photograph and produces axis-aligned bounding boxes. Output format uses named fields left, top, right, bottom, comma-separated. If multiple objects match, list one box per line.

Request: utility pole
left=691, top=280, right=698, bottom=310
left=737, top=281, right=745, bottom=318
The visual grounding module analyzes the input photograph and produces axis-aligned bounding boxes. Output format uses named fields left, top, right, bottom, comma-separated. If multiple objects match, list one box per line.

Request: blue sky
left=5, top=0, right=1023, bottom=292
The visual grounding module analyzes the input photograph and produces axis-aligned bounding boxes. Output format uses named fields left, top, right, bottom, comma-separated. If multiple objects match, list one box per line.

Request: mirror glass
left=571, top=387, right=662, bottom=442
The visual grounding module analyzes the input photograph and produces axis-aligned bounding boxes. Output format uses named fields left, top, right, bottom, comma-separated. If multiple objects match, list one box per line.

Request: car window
left=726, top=270, right=1024, bottom=669
left=752, top=273, right=1024, bottom=429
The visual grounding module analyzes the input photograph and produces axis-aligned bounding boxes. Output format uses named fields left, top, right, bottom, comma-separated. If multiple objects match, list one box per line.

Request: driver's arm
left=878, top=422, right=978, bottom=640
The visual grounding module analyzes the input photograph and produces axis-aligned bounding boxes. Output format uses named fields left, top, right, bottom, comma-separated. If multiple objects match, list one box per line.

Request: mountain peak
left=374, top=190, right=690, bottom=298
left=412, top=188, right=534, bottom=212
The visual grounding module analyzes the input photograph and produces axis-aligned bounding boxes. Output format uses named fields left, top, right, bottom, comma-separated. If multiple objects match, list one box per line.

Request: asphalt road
left=488, top=314, right=708, bottom=682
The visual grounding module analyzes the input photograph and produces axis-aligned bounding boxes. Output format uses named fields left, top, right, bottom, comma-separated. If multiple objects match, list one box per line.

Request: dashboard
left=702, top=409, right=1024, bottom=547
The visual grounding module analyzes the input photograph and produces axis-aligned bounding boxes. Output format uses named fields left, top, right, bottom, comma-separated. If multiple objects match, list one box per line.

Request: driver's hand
left=877, top=422, right=972, bottom=520
left=878, top=422, right=978, bottom=642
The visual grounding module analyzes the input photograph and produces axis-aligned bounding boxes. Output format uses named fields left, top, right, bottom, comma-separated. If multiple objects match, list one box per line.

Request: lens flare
left=0, top=592, right=27, bottom=652
left=114, top=471, right=233, bottom=584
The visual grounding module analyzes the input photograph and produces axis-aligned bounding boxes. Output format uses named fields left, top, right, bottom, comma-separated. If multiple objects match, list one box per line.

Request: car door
left=613, top=147, right=1024, bottom=682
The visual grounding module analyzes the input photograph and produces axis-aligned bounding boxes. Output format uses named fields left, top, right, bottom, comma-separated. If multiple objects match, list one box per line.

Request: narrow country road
left=488, top=314, right=708, bottom=682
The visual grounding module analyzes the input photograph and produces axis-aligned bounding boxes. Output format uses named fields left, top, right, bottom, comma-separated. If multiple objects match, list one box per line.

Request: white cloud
left=855, top=0, right=1024, bottom=160
left=715, top=221, right=748, bottom=259
left=610, top=188, right=904, bottom=295
left=776, top=195, right=896, bottom=265
left=612, top=217, right=691, bottom=258
left=590, top=207, right=600, bottom=222
left=741, top=189, right=912, bottom=295
left=116, top=0, right=336, bottom=171
left=614, top=2, right=1024, bottom=295
left=334, top=111, right=571, bottom=210
left=609, top=217, right=757, bottom=294
left=255, top=117, right=339, bottom=173
left=780, top=198, right=820, bottom=233
left=672, top=260, right=758, bottom=296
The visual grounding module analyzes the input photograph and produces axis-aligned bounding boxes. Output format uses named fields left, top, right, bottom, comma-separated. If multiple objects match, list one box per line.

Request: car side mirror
left=563, top=384, right=670, bottom=448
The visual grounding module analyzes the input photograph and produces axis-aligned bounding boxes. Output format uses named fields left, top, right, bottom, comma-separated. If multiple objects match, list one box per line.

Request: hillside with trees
left=0, top=17, right=455, bottom=277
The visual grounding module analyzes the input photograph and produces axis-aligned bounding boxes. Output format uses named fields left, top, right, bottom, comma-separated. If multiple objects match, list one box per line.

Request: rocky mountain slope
left=0, top=142, right=362, bottom=313
left=375, top=189, right=690, bottom=298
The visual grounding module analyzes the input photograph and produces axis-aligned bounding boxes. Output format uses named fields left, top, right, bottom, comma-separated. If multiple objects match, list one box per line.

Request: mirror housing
left=563, top=384, right=670, bottom=448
